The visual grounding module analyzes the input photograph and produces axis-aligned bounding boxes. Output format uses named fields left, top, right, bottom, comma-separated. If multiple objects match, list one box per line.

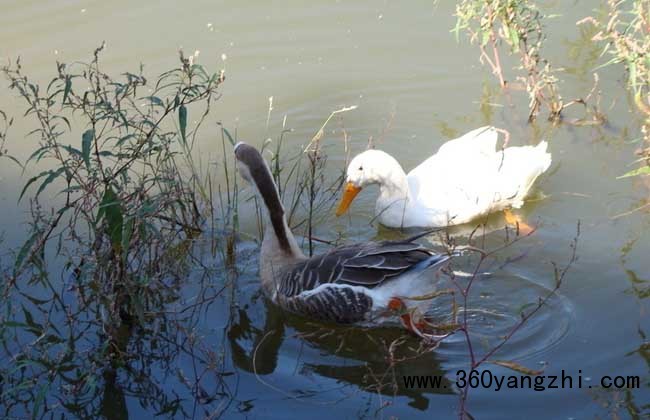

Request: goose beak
left=336, top=182, right=362, bottom=216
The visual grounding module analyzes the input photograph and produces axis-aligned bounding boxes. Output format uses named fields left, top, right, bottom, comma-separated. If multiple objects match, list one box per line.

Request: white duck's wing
left=408, top=126, right=499, bottom=180
left=476, top=141, right=552, bottom=210
left=435, top=126, right=499, bottom=159
left=413, top=141, right=552, bottom=222
left=402, top=127, right=500, bottom=221
left=404, top=128, right=551, bottom=225
left=276, top=240, right=451, bottom=323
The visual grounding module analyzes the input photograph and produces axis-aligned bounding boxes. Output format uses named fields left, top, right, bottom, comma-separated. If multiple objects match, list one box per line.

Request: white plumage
left=337, top=126, right=552, bottom=228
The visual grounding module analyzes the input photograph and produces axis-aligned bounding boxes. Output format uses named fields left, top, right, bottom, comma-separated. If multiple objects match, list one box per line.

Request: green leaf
left=179, top=105, right=187, bottom=143
left=22, top=305, right=42, bottom=334
left=33, top=383, right=49, bottom=419
left=19, top=170, right=50, bottom=202
left=509, top=27, right=520, bottom=53
left=24, top=294, right=51, bottom=305
left=116, top=133, right=137, bottom=146
left=35, top=167, right=65, bottom=198
left=140, top=199, right=157, bottom=215
left=42, top=334, right=65, bottom=344
left=618, top=166, right=650, bottom=179
left=14, top=232, right=39, bottom=275
left=121, top=218, right=134, bottom=260
left=62, top=76, right=72, bottom=105
left=61, top=145, right=83, bottom=157
left=98, top=186, right=124, bottom=251
left=1, top=153, right=22, bottom=168
left=27, top=145, right=50, bottom=163
left=144, top=96, right=164, bottom=107
left=221, top=126, right=235, bottom=146
left=629, top=60, right=637, bottom=90
left=452, top=19, right=462, bottom=43
left=82, top=129, right=94, bottom=169
left=191, top=64, right=207, bottom=77
left=59, top=185, right=83, bottom=194
left=1, top=321, right=30, bottom=328
left=56, top=363, right=76, bottom=371
left=481, top=30, right=490, bottom=46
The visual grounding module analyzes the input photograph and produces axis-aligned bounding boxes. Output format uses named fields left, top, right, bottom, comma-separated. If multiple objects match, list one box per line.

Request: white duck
left=336, top=126, right=551, bottom=230
left=234, top=142, right=456, bottom=339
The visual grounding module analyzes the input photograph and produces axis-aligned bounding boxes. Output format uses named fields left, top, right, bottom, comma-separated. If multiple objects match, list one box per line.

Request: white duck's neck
left=374, top=156, right=412, bottom=215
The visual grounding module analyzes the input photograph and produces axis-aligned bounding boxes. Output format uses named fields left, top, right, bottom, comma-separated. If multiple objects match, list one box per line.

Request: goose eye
left=358, top=166, right=363, bottom=171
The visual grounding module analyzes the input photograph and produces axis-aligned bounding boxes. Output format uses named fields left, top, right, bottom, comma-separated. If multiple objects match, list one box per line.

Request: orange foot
left=388, top=297, right=452, bottom=342
left=504, top=209, right=535, bottom=235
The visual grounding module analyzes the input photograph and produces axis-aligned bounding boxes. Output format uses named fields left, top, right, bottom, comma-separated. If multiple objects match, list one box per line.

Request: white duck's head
left=336, top=149, right=405, bottom=216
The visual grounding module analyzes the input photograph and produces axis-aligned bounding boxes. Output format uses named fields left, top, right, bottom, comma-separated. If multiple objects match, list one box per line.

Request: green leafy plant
left=0, top=110, right=20, bottom=168
left=0, top=46, right=226, bottom=416
left=585, top=0, right=650, bottom=178
left=454, top=0, right=603, bottom=123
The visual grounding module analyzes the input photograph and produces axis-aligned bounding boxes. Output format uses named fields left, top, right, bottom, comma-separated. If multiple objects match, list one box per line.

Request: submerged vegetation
left=0, top=47, right=229, bottom=416
left=454, top=0, right=603, bottom=124
left=0, top=1, right=648, bottom=418
left=586, top=0, right=650, bottom=178
left=454, top=0, right=650, bottom=179
left=4, top=44, right=223, bottom=324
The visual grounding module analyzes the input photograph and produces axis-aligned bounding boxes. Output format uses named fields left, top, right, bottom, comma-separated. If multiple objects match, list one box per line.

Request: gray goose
left=234, top=142, right=455, bottom=338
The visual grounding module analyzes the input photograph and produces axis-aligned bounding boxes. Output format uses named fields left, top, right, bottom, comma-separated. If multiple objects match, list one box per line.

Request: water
left=1, top=0, right=648, bottom=418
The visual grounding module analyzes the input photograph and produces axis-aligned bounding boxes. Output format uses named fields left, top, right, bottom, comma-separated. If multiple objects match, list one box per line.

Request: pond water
left=1, top=0, right=648, bottom=418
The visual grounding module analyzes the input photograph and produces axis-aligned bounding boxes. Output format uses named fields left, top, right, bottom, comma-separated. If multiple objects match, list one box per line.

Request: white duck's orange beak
left=336, top=182, right=362, bottom=216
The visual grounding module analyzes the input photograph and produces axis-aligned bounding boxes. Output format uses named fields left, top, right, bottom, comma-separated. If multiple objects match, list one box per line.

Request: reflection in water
left=373, top=195, right=547, bottom=246
left=74, top=234, right=574, bottom=418
left=587, top=325, right=650, bottom=419
left=0, top=220, right=577, bottom=419
left=100, top=369, right=129, bottom=420
left=564, top=22, right=603, bottom=81
left=226, top=244, right=575, bottom=412
left=590, top=238, right=650, bottom=420
left=227, top=300, right=453, bottom=411
left=229, top=306, right=286, bottom=376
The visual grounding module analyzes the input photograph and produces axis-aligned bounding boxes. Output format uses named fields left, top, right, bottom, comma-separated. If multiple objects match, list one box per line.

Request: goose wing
left=277, top=240, right=440, bottom=297
left=275, top=240, right=451, bottom=324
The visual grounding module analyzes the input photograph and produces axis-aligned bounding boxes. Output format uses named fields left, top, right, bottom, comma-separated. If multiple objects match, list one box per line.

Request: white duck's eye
left=358, top=166, right=363, bottom=171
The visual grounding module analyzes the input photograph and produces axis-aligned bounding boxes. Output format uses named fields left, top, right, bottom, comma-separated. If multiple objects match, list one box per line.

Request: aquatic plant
left=448, top=222, right=580, bottom=418
left=0, top=110, right=19, bottom=168
left=454, top=0, right=603, bottom=123
left=583, top=0, right=650, bottom=178
left=0, top=45, right=227, bottom=416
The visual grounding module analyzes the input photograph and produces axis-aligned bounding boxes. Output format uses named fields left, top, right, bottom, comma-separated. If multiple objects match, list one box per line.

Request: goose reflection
left=227, top=299, right=454, bottom=411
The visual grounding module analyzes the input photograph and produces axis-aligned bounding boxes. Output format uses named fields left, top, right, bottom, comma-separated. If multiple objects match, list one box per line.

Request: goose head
left=336, top=149, right=406, bottom=216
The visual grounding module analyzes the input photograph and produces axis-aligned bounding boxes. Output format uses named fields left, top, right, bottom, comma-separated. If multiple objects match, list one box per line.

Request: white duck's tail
left=498, top=141, right=552, bottom=209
